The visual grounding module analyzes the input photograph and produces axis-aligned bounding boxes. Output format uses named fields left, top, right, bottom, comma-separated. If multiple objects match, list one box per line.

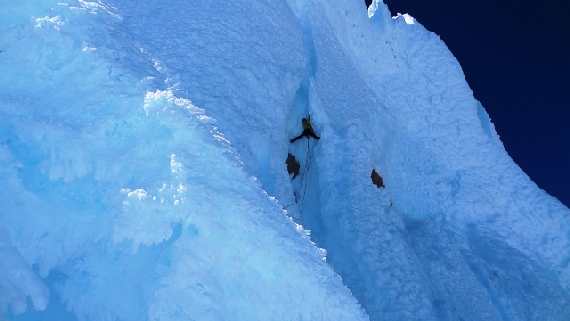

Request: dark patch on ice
left=286, top=153, right=300, bottom=179
left=476, top=101, right=495, bottom=140
left=403, top=218, right=424, bottom=231
left=371, top=169, right=384, bottom=188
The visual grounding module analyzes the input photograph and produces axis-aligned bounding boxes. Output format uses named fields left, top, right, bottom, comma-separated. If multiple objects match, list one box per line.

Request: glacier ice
left=1, top=0, right=569, bottom=320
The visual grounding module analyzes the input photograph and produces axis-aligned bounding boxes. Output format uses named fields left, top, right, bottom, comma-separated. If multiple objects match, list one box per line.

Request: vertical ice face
left=1, top=0, right=569, bottom=320
left=286, top=0, right=570, bottom=320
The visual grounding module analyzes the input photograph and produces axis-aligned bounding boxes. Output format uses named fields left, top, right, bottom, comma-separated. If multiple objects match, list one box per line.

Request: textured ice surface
left=1, top=0, right=569, bottom=320
left=0, top=2, right=366, bottom=320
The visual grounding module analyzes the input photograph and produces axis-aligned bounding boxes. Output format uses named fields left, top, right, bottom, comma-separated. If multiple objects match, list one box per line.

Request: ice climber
left=290, top=116, right=320, bottom=143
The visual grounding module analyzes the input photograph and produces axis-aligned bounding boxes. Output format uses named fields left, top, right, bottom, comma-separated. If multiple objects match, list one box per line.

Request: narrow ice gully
left=0, top=0, right=569, bottom=320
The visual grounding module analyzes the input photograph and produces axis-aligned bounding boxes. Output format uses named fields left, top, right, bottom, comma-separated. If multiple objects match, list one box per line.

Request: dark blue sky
left=373, top=0, right=570, bottom=207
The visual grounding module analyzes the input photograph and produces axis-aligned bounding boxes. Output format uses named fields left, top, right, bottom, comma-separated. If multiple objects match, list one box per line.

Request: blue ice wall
left=1, top=0, right=569, bottom=320
left=0, top=1, right=367, bottom=320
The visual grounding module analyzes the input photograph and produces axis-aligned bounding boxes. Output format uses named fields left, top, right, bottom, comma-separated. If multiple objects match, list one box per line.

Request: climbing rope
left=299, top=139, right=310, bottom=212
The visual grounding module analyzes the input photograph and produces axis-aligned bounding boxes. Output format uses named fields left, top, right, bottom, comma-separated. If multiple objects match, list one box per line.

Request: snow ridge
left=0, top=1, right=367, bottom=320
left=0, top=0, right=569, bottom=320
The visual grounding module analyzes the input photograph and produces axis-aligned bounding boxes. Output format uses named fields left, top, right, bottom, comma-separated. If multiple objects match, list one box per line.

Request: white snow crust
left=0, top=0, right=569, bottom=320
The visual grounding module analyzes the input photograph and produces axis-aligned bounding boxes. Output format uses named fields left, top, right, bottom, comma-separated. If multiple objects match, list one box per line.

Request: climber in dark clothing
left=290, top=116, right=320, bottom=143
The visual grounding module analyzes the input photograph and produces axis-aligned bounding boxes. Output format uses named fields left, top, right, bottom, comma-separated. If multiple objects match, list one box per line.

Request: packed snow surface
left=1, top=0, right=569, bottom=320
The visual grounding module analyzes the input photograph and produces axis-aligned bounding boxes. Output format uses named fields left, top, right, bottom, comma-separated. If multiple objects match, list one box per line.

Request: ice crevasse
left=0, top=0, right=569, bottom=320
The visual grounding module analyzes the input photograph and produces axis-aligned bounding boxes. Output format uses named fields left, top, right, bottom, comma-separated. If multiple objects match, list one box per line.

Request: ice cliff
left=1, top=0, right=569, bottom=320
